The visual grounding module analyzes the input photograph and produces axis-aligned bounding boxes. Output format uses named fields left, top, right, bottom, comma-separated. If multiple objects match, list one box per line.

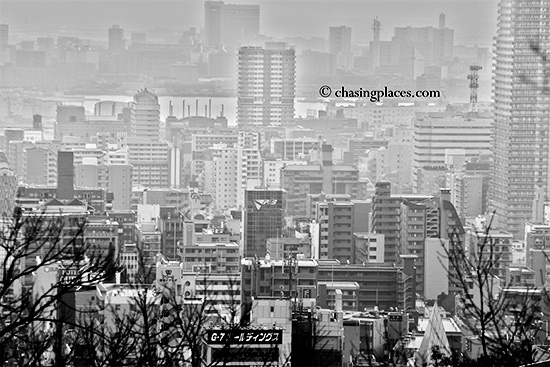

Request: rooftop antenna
left=372, top=17, right=381, bottom=42
left=467, top=65, right=482, bottom=114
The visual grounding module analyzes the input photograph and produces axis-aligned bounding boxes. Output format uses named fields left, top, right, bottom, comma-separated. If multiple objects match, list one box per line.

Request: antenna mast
left=467, top=65, right=482, bottom=113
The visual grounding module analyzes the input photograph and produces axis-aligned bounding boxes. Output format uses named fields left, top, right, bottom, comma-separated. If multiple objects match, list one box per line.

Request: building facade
left=237, top=43, right=295, bottom=127
left=130, top=88, right=160, bottom=141
left=413, top=112, right=492, bottom=194
left=242, top=189, right=285, bottom=258
left=490, top=0, right=550, bottom=236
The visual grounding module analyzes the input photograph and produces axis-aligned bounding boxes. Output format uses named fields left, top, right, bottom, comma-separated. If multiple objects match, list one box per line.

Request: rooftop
left=318, top=281, right=360, bottom=290
left=417, top=317, right=461, bottom=334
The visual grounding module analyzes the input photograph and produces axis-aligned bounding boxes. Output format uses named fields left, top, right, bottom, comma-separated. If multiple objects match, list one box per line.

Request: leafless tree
left=0, top=208, right=116, bottom=366
left=439, top=216, right=543, bottom=366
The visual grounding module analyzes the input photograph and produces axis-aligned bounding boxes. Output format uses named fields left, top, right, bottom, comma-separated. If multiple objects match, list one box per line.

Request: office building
left=180, top=242, right=240, bottom=273
left=374, top=127, right=414, bottom=192
left=399, top=193, right=463, bottom=298
left=204, top=1, right=260, bottom=48
left=310, top=200, right=369, bottom=262
left=24, top=142, right=61, bottom=186
left=201, top=143, right=262, bottom=210
left=413, top=112, right=492, bottom=194
left=372, top=182, right=464, bottom=296
left=242, top=189, right=284, bottom=258
left=393, top=16, right=454, bottom=67
left=465, top=217, right=513, bottom=279
left=270, top=138, right=322, bottom=160
left=56, top=104, right=131, bottom=142
left=328, top=25, right=352, bottom=68
left=328, top=26, right=352, bottom=54
left=75, top=163, right=132, bottom=210
left=316, top=259, right=415, bottom=311
left=343, top=101, right=419, bottom=131
left=124, top=137, right=169, bottom=188
left=237, top=43, right=296, bottom=127
left=524, top=223, right=550, bottom=282
left=108, top=25, right=124, bottom=53
left=265, top=237, right=312, bottom=259
left=191, top=133, right=239, bottom=151
left=241, top=257, right=318, bottom=304
left=281, top=145, right=368, bottom=217
left=449, top=159, right=491, bottom=221
left=490, top=0, right=550, bottom=237
left=136, top=221, right=162, bottom=281
left=354, top=233, right=385, bottom=264
left=328, top=25, right=352, bottom=69
left=0, top=151, right=17, bottom=217
left=263, top=160, right=307, bottom=188
left=130, top=88, right=160, bottom=141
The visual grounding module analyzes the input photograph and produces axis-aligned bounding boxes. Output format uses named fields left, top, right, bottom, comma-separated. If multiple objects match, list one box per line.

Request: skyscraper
left=204, top=1, right=223, bottom=47
left=130, top=88, right=160, bottom=141
left=490, top=0, right=550, bottom=236
left=108, top=24, right=124, bottom=53
left=204, top=1, right=260, bottom=48
left=237, top=42, right=295, bottom=127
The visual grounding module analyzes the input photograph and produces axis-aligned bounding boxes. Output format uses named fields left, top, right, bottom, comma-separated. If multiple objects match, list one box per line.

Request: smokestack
left=195, top=99, right=199, bottom=116
left=188, top=105, right=191, bottom=117
left=111, top=102, right=115, bottom=116
left=182, top=100, right=185, bottom=118
left=169, top=101, right=173, bottom=117
left=209, top=99, right=212, bottom=118
left=221, top=104, right=224, bottom=117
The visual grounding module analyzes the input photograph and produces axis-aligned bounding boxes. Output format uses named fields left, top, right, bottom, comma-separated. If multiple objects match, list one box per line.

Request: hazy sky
left=0, top=0, right=498, bottom=47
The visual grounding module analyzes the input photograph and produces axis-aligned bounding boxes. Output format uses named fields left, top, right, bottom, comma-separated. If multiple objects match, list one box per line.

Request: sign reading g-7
left=206, top=330, right=282, bottom=345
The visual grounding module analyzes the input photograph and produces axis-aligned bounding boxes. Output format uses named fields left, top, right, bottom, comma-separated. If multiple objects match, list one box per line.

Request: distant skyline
left=1, top=0, right=497, bottom=47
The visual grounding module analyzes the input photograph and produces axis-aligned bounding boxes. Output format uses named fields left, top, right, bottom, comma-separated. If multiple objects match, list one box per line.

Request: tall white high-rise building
left=121, top=136, right=169, bottom=188
left=237, top=42, right=295, bottom=127
left=202, top=143, right=262, bottom=210
left=490, top=0, right=550, bottom=236
left=130, top=88, right=160, bottom=141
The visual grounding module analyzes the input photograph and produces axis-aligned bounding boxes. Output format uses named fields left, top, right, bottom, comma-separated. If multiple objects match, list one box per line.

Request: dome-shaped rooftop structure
left=134, top=88, right=158, bottom=103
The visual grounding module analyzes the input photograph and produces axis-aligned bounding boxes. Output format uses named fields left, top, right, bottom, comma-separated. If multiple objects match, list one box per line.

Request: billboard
left=205, top=329, right=283, bottom=345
